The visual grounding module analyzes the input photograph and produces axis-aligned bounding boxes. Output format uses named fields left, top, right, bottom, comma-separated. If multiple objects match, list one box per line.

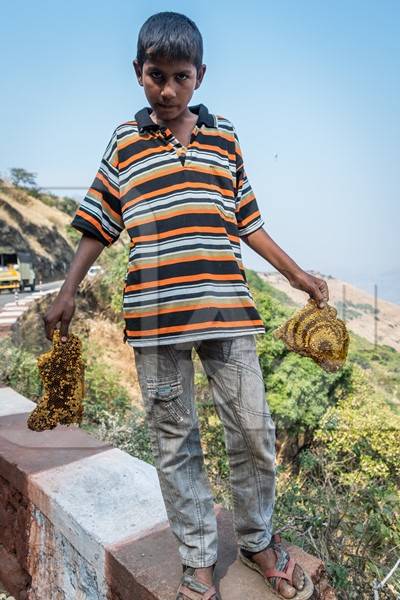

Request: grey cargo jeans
left=132, top=334, right=276, bottom=568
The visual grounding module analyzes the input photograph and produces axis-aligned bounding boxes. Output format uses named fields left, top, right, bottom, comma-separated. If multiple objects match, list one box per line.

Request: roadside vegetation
left=1, top=241, right=399, bottom=599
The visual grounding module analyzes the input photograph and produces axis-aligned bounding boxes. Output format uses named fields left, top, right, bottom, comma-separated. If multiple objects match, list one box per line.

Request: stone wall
left=0, top=387, right=336, bottom=599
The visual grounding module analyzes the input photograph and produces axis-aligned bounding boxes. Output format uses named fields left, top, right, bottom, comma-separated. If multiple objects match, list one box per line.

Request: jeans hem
left=181, top=554, right=218, bottom=569
left=239, top=533, right=273, bottom=554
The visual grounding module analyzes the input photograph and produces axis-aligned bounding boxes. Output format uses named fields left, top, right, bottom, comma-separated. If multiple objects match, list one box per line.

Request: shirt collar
left=135, top=103, right=214, bottom=133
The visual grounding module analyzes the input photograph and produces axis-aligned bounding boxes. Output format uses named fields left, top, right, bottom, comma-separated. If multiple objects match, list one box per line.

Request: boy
left=44, top=11, right=329, bottom=600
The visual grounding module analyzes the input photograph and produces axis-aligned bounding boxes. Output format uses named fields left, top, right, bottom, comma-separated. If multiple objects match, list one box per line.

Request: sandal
left=176, top=564, right=219, bottom=600
left=239, top=533, right=314, bottom=600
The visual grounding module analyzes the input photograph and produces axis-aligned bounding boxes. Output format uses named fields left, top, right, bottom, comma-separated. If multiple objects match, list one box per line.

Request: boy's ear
left=132, top=59, right=143, bottom=85
left=195, top=64, right=207, bottom=89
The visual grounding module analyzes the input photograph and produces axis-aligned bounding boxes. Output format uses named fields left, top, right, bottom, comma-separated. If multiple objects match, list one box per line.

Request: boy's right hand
left=43, top=291, right=76, bottom=343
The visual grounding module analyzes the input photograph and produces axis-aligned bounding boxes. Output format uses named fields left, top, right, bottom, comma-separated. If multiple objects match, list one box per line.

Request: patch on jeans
left=237, top=364, right=271, bottom=417
left=146, top=377, right=189, bottom=424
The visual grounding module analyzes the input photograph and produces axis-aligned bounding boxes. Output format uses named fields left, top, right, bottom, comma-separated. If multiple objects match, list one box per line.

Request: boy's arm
left=242, top=227, right=329, bottom=309
left=43, top=234, right=106, bottom=342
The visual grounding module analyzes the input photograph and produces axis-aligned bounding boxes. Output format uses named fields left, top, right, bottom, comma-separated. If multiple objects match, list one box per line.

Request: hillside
left=2, top=263, right=399, bottom=598
left=0, top=183, right=77, bottom=282
left=258, top=269, right=400, bottom=352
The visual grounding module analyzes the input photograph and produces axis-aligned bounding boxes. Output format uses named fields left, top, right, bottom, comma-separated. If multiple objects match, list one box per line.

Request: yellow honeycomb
left=27, top=329, right=85, bottom=431
left=273, top=298, right=350, bottom=372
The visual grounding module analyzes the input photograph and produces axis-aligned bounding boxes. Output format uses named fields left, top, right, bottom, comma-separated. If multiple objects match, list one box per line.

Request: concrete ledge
left=0, top=387, right=336, bottom=599
left=0, top=388, right=36, bottom=416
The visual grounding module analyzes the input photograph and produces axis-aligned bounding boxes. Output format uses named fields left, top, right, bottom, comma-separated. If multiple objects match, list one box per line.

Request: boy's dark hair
left=136, top=12, right=203, bottom=72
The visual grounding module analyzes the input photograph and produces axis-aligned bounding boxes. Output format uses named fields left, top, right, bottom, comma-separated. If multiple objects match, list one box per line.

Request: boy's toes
left=275, top=563, right=306, bottom=598
left=292, top=563, right=306, bottom=590
left=276, top=578, right=297, bottom=599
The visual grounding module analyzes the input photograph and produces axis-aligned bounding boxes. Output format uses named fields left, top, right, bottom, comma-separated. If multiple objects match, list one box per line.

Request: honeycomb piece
left=272, top=298, right=349, bottom=372
left=27, top=329, right=85, bottom=431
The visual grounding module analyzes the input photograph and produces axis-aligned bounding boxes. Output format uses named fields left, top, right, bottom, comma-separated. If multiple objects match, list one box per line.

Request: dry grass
left=84, top=316, right=143, bottom=408
left=0, top=187, right=73, bottom=260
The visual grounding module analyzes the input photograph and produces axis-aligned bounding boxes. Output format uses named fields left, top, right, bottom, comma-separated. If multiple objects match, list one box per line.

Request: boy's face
left=133, top=54, right=206, bottom=121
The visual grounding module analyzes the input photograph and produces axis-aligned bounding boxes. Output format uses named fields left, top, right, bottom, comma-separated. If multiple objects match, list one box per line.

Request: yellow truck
left=0, top=246, right=36, bottom=293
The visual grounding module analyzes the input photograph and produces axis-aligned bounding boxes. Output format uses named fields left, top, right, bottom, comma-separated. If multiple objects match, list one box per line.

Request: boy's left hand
left=287, top=270, right=329, bottom=308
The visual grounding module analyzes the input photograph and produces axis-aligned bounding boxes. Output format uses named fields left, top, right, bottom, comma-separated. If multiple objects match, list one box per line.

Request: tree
left=9, top=168, right=38, bottom=189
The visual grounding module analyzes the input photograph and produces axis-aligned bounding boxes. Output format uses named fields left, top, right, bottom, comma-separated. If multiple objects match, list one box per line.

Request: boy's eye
left=149, top=71, right=188, bottom=81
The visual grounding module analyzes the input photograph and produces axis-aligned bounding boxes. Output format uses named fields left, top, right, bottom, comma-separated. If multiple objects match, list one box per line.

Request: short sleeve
left=233, top=128, right=265, bottom=237
left=70, top=128, right=124, bottom=247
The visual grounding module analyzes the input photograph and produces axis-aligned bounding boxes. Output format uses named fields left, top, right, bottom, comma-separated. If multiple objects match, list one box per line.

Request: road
left=0, top=280, right=63, bottom=330
left=0, top=280, right=63, bottom=309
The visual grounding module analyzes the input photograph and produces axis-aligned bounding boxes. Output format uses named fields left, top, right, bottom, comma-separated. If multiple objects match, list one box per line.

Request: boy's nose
left=161, top=85, right=176, bottom=101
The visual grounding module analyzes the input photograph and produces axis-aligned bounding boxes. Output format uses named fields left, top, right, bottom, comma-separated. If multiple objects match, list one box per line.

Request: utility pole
left=342, top=284, right=346, bottom=322
left=374, top=284, right=378, bottom=349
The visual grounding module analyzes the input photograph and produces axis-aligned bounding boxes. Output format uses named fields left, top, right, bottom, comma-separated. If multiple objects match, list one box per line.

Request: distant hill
left=0, top=183, right=77, bottom=282
left=347, top=267, right=400, bottom=306
left=258, top=269, right=400, bottom=352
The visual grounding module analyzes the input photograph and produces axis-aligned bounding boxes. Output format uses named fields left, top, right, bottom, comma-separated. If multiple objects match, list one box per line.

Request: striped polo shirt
left=70, top=103, right=266, bottom=346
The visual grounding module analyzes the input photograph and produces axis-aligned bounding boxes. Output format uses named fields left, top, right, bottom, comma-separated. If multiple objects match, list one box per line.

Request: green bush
left=267, top=353, right=353, bottom=434
left=65, top=224, right=82, bottom=245
left=81, top=406, right=154, bottom=465
left=80, top=338, right=130, bottom=423
left=96, top=243, right=129, bottom=317
left=35, top=192, right=78, bottom=216
left=0, top=338, right=42, bottom=399
left=274, top=366, right=400, bottom=597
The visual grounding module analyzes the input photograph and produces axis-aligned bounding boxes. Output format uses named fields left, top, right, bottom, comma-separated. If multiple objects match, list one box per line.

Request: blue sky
left=1, top=1, right=399, bottom=302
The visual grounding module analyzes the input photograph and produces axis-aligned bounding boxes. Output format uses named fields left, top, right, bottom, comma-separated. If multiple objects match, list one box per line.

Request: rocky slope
left=0, top=184, right=76, bottom=282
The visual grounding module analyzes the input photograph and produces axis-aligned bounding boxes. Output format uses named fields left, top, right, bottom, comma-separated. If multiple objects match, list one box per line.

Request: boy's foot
left=176, top=564, right=219, bottom=599
left=239, top=533, right=314, bottom=599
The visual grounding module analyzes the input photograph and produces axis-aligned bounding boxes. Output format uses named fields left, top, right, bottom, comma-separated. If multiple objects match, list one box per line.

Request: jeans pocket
left=147, top=375, right=189, bottom=425
left=220, top=338, right=234, bottom=362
